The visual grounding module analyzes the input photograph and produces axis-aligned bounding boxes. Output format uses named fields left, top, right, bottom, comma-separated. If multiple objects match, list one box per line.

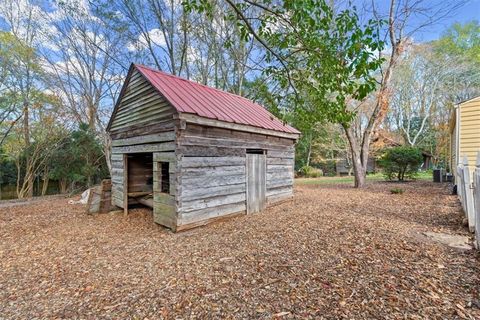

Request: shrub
left=314, top=160, right=336, bottom=176
left=390, top=188, right=404, bottom=194
left=379, top=146, right=423, bottom=181
left=298, top=165, right=323, bottom=178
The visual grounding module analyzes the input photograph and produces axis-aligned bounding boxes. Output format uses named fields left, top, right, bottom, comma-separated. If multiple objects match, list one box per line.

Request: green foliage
left=433, top=21, right=480, bottom=100
left=435, top=21, right=480, bottom=65
left=263, top=1, right=385, bottom=126
left=49, top=123, right=108, bottom=189
left=379, top=146, right=423, bottom=181
left=298, top=165, right=323, bottom=178
left=390, top=188, right=404, bottom=194
left=0, top=147, right=16, bottom=185
left=184, top=0, right=385, bottom=189
left=184, top=0, right=385, bottom=127
left=0, top=31, right=39, bottom=73
left=314, top=160, right=337, bottom=177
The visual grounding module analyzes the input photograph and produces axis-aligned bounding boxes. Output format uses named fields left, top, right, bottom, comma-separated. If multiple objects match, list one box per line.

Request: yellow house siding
left=458, top=96, right=480, bottom=171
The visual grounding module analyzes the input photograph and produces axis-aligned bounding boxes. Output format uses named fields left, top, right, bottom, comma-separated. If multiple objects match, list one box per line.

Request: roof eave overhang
left=178, top=113, right=301, bottom=140
left=457, top=95, right=480, bottom=106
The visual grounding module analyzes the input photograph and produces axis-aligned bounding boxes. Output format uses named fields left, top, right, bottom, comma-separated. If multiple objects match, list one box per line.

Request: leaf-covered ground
left=1, top=181, right=479, bottom=319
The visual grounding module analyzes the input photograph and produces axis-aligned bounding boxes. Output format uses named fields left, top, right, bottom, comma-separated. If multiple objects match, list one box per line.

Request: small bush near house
left=390, top=188, right=404, bottom=194
left=314, top=160, right=336, bottom=176
left=298, top=165, right=323, bottom=178
left=379, top=146, right=423, bottom=181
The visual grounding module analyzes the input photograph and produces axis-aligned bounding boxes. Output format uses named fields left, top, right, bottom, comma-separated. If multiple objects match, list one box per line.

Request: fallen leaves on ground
left=0, top=181, right=479, bottom=319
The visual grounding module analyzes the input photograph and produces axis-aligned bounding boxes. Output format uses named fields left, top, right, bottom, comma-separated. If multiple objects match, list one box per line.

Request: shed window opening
left=160, top=162, right=170, bottom=193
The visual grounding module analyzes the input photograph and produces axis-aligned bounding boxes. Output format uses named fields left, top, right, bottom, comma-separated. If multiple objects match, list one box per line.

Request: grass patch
left=295, top=172, right=432, bottom=185
left=390, top=187, right=404, bottom=194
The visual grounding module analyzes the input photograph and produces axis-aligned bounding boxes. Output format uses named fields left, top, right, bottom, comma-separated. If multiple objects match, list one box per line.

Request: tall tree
left=186, top=0, right=385, bottom=187
left=433, top=20, right=480, bottom=102
left=389, top=44, right=451, bottom=146
left=34, top=1, right=133, bottom=174
left=342, top=0, right=467, bottom=186
left=197, top=0, right=468, bottom=187
left=2, top=93, right=66, bottom=198
left=0, top=31, right=30, bottom=145
left=0, top=0, right=48, bottom=196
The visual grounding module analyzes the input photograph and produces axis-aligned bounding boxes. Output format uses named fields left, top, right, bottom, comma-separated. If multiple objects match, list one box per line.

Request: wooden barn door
left=246, top=152, right=266, bottom=214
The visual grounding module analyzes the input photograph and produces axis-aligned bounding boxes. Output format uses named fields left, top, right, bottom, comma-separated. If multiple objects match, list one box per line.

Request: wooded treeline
left=0, top=0, right=479, bottom=198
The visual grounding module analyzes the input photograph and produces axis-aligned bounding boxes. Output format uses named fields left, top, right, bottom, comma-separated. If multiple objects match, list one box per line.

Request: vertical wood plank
left=123, top=154, right=128, bottom=216
left=246, top=153, right=266, bottom=214
left=259, top=154, right=266, bottom=211
left=152, top=152, right=177, bottom=229
left=461, top=156, right=475, bottom=232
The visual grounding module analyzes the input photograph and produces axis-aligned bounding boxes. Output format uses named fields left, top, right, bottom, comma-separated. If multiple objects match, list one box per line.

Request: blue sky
left=415, top=0, right=480, bottom=41
left=355, top=0, right=480, bottom=42
left=2, top=0, right=478, bottom=44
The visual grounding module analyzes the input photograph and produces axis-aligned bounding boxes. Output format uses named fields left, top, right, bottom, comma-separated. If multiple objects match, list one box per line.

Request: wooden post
left=462, top=156, right=475, bottom=232
left=474, top=152, right=480, bottom=249
left=123, top=154, right=128, bottom=216
left=457, top=163, right=465, bottom=212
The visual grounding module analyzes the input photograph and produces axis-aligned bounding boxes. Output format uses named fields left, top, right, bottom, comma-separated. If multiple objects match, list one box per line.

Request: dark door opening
left=127, top=153, right=153, bottom=208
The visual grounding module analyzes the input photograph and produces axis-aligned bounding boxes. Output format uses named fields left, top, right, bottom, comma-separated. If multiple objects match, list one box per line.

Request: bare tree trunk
left=15, top=158, right=21, bottom=198
left=23, top=101, right=34, bottom=198
left=341, top=0, right=404, bottom=188
left=59, top=179, right=68, bottom=194
left=88, top=101, right=96, bottom=130
left=41, top=166, right=49, bottom=196
left=353, top=163, right=366, bottom=187
left=306, top=133, right=313, bottom=167
left=343, top=125, right=367, bottom=187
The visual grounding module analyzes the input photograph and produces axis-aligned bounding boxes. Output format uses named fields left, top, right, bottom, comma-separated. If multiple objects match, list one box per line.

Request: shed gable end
left=109, top=69, right=176, bottom=132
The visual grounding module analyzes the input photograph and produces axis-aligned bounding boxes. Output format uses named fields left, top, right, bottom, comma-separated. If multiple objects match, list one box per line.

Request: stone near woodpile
left=68, top=189, right=90, bottom=205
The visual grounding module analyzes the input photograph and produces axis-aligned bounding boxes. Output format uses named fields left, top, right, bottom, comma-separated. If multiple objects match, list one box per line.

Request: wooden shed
left=106, top=64, right=300, bottom=231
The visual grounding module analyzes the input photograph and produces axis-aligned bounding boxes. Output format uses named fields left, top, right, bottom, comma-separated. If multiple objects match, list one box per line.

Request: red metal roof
left=134, top=64, right=300, bottom=135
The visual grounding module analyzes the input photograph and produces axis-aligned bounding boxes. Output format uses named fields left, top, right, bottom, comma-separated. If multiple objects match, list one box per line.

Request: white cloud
left=0, top=0, right=54, bottom=45
left=127, top=28, right=167, bottom=52
left=49, top=0, right=92, bottom=20
left=0, top=0, right=107, bottom=53
left=186, top=46, right=201, bottom=63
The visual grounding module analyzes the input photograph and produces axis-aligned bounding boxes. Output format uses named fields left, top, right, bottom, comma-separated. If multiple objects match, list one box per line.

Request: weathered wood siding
left=109, top=70, right=178, bottom=213
left=266, top=149, right=295, bottom=204
left=110, top=134, right=176, bottom=207
left=109, top=70, right=176, bottom=133
left=175, top=124, right=295, bottom=229
left=153, top=152, right=177, bottom=229
left=246, top=153, right=266, bottom=213
left=111, top=153, right=125, bottom=208
left=108, top=67, right=298, bottom=231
